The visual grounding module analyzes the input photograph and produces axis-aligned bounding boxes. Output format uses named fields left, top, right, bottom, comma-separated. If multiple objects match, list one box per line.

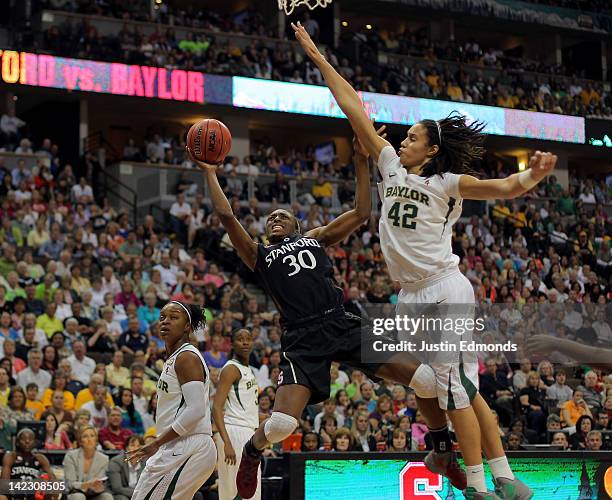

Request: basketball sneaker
left=424, top=450, right=467, bottom=490
left=236, top=446, right=261, bottom=499
left=494, top=477, right=534, bottom=500
left=463, top=487, right=503, bottom=500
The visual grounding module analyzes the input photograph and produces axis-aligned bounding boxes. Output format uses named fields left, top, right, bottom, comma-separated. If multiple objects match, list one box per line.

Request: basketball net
left=278, top=0, right=333, bottom=16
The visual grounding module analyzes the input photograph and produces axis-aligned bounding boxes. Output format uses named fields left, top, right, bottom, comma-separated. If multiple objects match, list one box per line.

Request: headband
left=170, top=301, right=192, bottom=325
left=435, top=121, right=442, bottom=146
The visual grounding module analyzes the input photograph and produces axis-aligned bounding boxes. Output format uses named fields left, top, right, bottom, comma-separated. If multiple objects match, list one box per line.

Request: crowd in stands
left=0, top=110, right=611, bottom=494
left=34, top=2, right=612, bottom=118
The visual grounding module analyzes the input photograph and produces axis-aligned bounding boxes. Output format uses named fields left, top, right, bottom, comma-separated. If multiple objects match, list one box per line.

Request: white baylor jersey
left=377, top=146, right=463, bottom=284
left=222, top=359, right=259, bottom=430
left=156, top=343, right=212, bottom=436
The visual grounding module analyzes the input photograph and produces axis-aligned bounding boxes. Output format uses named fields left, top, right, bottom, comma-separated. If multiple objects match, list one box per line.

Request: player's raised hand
left=528, top=151, right=557, bottom=180
left=291, top=22, right=324, bottom=62
left=186, top=146, right=217, bottom=171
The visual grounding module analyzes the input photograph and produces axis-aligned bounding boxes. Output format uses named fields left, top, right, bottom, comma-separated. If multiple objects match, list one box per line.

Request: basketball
left=187, top=119, right=232, bottom=164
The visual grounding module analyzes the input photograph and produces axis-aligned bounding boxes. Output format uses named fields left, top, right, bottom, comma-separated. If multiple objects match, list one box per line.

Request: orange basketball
left=187, top=119, right=232, bottom=164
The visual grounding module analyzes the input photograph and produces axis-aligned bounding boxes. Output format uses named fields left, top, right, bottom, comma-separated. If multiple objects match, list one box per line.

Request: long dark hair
left=419, top=112, right=486, bottom=178
left=118, top=387, right=138, bottom=426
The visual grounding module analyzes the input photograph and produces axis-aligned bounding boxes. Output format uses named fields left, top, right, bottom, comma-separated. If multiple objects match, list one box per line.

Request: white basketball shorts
left=132, top=433, right=217, bottom=500
left=397, top=269, right=479, bottom=411
left=215, top=424, right=261, bottom=500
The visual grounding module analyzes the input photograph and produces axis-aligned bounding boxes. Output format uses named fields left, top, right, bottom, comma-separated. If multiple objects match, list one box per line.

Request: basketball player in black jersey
left=188, top=132, right=465, bottom=498
left=0, top=428, right=58, bottom=500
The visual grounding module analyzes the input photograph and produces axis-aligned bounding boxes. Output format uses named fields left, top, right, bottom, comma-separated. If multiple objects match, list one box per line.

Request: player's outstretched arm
left=458, top=151, right=557, bottom=200
left=211, top=364, right=241, bottom=466
left=307, top=132, right=383, bottom=246
left=527, top=335, right=612, bottom=370
left=292, top=22, right=389, bottom=161
left=188, top=149, right=257, bottom=270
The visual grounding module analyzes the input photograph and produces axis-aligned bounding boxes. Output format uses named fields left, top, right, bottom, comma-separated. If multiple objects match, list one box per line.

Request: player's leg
left=237, top=380, right=313, bottom=498
left=215, top=431, right=235, bottom=500
left=218, top=425, right=262, bottom=500
left=472, top=395, right=533, bottom=499
left=339, top=309, right=467, bottom=490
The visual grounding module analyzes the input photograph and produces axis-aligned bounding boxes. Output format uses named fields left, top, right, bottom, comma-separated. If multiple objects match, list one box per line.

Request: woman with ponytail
left=292, top=22, right=556, bottom=500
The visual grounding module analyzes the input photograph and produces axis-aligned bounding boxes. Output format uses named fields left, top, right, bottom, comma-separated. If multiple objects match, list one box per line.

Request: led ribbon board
left=0, top=49, right=232, bottom=105
left=0, top=50, right=585, bottom=143
left=233, top=77, right=586, bottom=143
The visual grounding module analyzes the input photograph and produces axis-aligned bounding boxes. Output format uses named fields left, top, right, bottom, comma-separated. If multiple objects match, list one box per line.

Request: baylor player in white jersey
left=128, top=301, right=216, bottom=500
left=293, top=21, right=557, bottom=500
left=213, top=329, right=262, bottom=500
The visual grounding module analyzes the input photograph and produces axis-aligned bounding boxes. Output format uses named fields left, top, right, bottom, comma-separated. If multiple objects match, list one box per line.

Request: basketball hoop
left=278, top=0, right=333, bottom=16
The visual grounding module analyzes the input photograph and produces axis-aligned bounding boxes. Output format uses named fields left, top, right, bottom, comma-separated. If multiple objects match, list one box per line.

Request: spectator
left=67, top=340, right=96, bottom=386
left=137, top=292, right=160, bottom=327
left=203, top=333, right=228, bottom=369
left=25, top=383, right=45, bottom=419
left=0, top=107, right=26, bottom=148
left=562, top=389, right=593, bottom=426
left=519, top=371, right=548, bottom=435
left=36, top=303, right=63, bottom=339
left=480, top=357, right=514, bottom=427
left=118, top=318, right=148, bottom=356
left=550, top=431, right=569, bottom=450
left=75, top=374, right=114, bottom=410
left=0, top=367, right=10, bottom=405
left=43, top=390, right=74, bottom=425
left=108, top=435, right=146, bottom=499
left=332, top=427, right=355, bottom=451
left=16, top=348, right=51, bottom=391
left=116, top=387, right=144, bottom=435
left=63, top=425, right=113, bottom=500
left=585, top=430, right=603, bottom=451
left=99, top=407, right=133, bottom=450
left=71, top=177, right=94, bottom=204
left=41, top=370, right=76, bottom=410
left=546, top=369, right=573, bottom=407
left=300, top=431, right=321, bottom=451
left=576, top=371, right=603, bottom=411
left=387, top=428, right=409, bottom=452
left=105, top=351, right=130, bottom=389
left=130, top=376, right=148, bottom=417
left=0, top=387, right=34, bottom=450
left=42, top=412, right=72, bottom=450
left=81, top=386, right=111, bottom=430
left=314, top=398, right=345, bottom=432
left=351, top=412, right=377, bottom=452
left=570, top=415, right=595, bottom=450
left=505, top=432, right=523, bottom=451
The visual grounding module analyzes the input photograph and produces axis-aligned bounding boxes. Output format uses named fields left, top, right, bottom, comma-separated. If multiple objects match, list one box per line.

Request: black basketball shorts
left=278, top=312, right=382, bottom=405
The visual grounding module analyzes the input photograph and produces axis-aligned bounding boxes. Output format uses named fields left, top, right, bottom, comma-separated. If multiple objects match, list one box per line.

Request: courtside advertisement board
left=288, top=452, right=612, bottom=500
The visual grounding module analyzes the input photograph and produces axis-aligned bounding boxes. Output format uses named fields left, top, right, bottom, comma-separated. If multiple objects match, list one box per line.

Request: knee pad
left=264, top=412, right=298, bottom=444
left=409, top=364, right=437, bottom=399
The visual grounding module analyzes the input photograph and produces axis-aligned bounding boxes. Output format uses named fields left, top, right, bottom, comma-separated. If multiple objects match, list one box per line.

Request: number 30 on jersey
left=283, top=250, right=316, bottom=276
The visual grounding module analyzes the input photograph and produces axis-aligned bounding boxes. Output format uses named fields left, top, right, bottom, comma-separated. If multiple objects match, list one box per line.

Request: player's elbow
left=354, top=207, right=371, bottom=222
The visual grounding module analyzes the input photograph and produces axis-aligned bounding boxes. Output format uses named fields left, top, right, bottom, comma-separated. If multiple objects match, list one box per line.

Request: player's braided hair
left=419, top=112, right=486, bottom=177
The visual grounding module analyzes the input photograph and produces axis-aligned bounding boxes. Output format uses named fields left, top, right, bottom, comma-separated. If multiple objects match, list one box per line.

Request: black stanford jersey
left=255, top=234, right=344, bottom=326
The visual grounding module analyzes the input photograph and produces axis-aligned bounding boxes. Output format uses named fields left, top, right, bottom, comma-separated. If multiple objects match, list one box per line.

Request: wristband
left=517, top=170, right=539, bottom=190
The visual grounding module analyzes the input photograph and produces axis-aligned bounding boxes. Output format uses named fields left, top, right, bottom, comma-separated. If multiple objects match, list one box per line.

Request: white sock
left=488, top=456, right=515, bottom=480
left=466, top=464, right=487, bottom=492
